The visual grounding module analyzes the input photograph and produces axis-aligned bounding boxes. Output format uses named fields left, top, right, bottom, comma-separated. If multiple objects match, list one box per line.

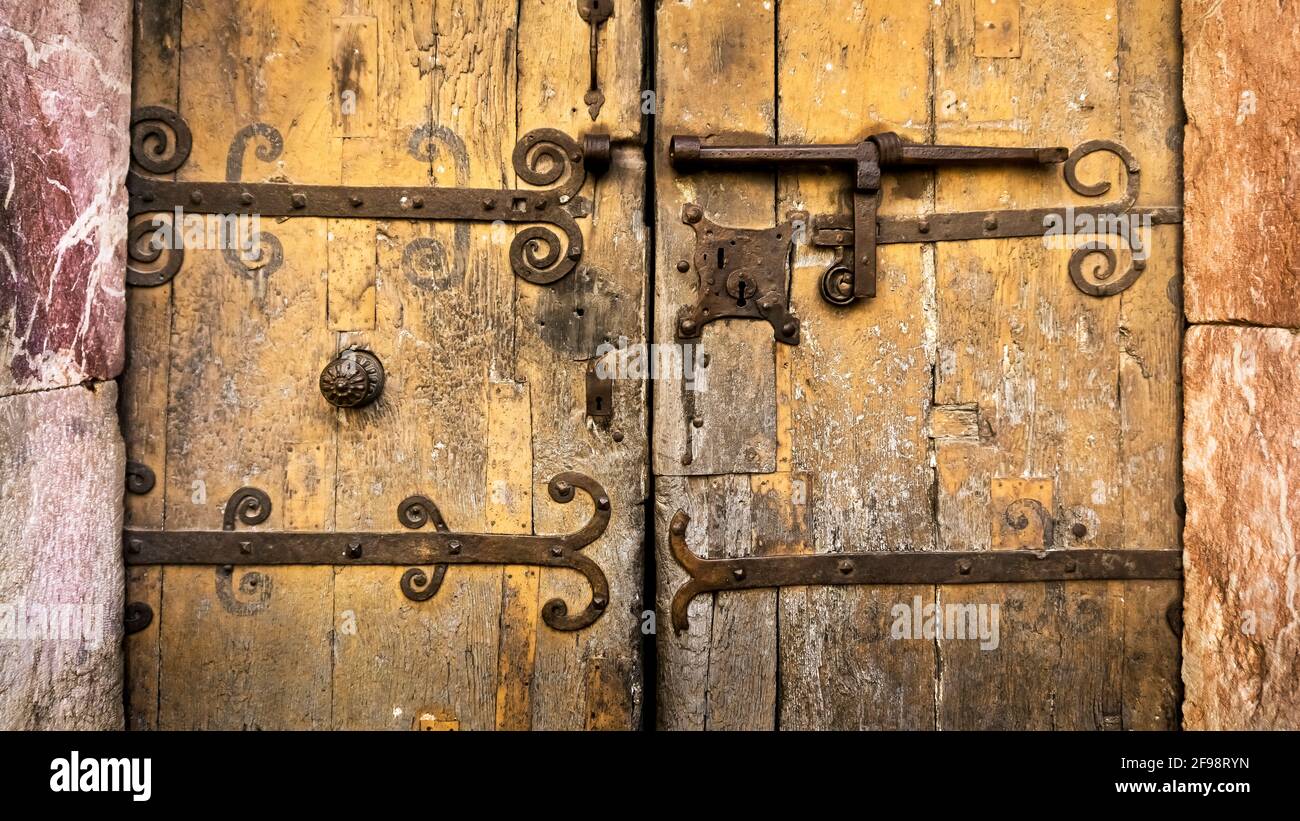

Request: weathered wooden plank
left=514, top=157, right=648, bottom=729
left=655, top=474, right=769, bottom=729
left=774, top=0, right=938, bottom=730
left=517, top=2, right=647, bottom=731
left=0, top=383, right=125, bottom=729
left=933, top=0, right=1132, bottom=730
left=122, top=0, right=182, bottom=732
left=518, top=0, right=643, bottom=141
left=157, top=0, right=338, bottom=729
left=650, top=0, right=781, bottom=733
left=1115, top=0, right=1182, bottom=730
left=330, top=0, right=512, bottom=731
left=490, top=380, right=537, bottom=730
left=652, top=0, right=777, bottom=477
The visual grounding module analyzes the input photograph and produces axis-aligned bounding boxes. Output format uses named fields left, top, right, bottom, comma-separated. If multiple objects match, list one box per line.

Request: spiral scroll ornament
left=1003, top=498, right=1055, bottom=549
left=509, top=129, right=589, bottom=285
left=126, top=461, right=156, bottom=495
left=216, top=487, right=274, bottom=616
left=1058, top=140, right=1149, bottom=297
left=397, top=495, right=450, bottom=602
left=537, top=472, right=611, bottom=631
left=130, top=107, right=193, bottom=174
left=126, top=211, right=185, bottom=288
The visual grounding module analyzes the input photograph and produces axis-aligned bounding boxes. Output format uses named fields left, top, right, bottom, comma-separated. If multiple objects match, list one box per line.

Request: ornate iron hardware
left=124, top=472, right=612, bottom=631
left=319, top=349, right=385, bottom=409
left=577, top=0, right=614, bottom=119
left=666, top=510, right=1182, bottom=632
left=669, top=134, right=1183, bottom=338
left=126, top=107, right=611, bottom=288
left=585, top=360, right=613, bottom=419
left=675, top=205, right=805, bottom=345
left=126, top=460, right=156, bottom=495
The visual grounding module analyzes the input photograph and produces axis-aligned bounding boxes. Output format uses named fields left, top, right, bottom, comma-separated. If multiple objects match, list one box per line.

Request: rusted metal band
left=126, top=473, right=612, bottom=631
left=126, top=108, right=603, bottom=287
left=667, top=510, right=1182, bottom=633
left=812, top=205, right=1185, bottom=247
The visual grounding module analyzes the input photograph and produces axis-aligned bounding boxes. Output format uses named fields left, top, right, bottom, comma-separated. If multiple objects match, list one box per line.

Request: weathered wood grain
left=518, top=0, right=644, bottom=141
left=122, top=0, right=182, bottom=731
left=516, top=0, right=647, bottom=731
left=155, top=0, right=338, bottom=729
left=932, top=0, right=1181, bottom=730
left=1115, top=0, right=1183, bottom=731
left=652, top=0, right=783, bottom=729
left=775, top=0, right=938, bottom=730
left=490, top=380, right=537, bottom=730
left=652, top=0, right=778, bottom=477
left=331, top=0, right=512, bottom=731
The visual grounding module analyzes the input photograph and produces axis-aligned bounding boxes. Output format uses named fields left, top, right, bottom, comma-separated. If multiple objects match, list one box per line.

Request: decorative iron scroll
left=665, top=509, right=1182, bottom=633
left=125, top=460, right=156, bottom=495
left=811, top=139, right=1182, bottom=300
left=123, top=473, right=612, bottom=632
left=125, top=108, right=608, bottom=288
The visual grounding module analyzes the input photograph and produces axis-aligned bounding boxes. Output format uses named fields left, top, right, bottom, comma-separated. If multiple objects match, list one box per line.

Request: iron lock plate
left=674, top=205, right=804, bottom=345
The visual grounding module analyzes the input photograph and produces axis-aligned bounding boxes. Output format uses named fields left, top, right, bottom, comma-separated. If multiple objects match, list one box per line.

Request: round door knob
left=319, top=350, right=385, bottom=408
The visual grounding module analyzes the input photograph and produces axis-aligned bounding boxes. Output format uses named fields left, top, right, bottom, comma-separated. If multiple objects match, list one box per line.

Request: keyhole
left=595, top=396, right=604, bottom=411
left=736, top=280, right=748, bottom=307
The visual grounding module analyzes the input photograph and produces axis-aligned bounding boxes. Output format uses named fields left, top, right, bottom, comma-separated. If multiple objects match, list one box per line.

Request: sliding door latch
left=668, top=132, right=1182, bottom=343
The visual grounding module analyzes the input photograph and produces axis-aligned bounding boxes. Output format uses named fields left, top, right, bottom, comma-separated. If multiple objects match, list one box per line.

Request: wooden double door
left=123, top=0, right=1182, bottom=730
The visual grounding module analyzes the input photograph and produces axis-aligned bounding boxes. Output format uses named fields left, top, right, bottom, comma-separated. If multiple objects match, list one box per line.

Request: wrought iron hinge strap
left=126, top=108, right=610, bottom=288
left=667, top=510, right=1182, bottom=633
left=125, top=473, right=611, bottom=631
